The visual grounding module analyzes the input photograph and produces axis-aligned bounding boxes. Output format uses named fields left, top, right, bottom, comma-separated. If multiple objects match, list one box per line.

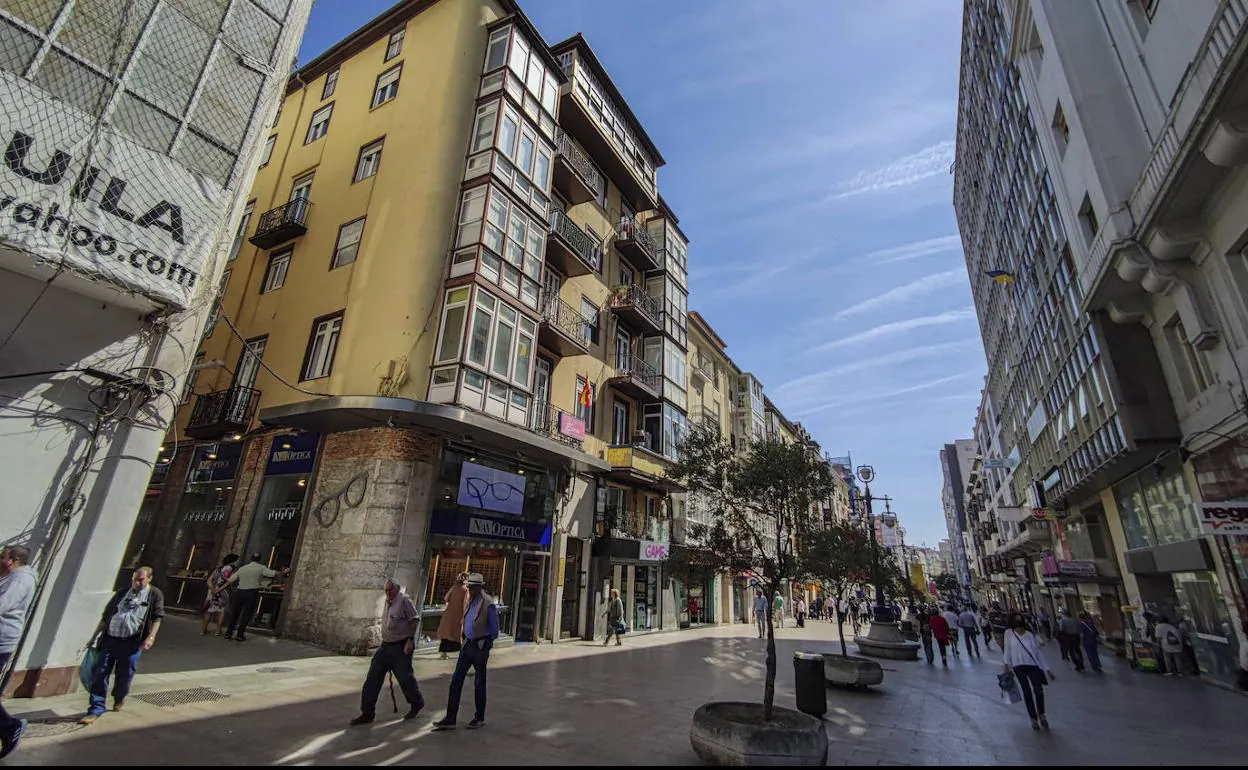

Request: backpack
left=1165, top=629, right=1180, bottom=647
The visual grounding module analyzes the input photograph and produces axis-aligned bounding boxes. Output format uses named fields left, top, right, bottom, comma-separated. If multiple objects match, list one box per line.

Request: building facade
left=117, top=0, right=695, bottom=655
left=956, top=0, right=1248, bottom=684
left=938, top=440, right=978, bottom=601
left=0, top=0, right=312, bottom=695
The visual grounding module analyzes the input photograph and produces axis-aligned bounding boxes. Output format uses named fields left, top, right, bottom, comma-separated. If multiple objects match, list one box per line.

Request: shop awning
left=260, top=396, right=610, bottom=474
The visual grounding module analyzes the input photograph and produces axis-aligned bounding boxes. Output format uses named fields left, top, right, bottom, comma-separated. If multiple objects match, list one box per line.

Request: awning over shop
left=260, top=396, right=610, bottom=474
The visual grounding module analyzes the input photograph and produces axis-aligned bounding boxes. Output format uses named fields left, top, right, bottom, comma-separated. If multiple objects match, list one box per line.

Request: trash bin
left=793, top=651, right=826, bottom=717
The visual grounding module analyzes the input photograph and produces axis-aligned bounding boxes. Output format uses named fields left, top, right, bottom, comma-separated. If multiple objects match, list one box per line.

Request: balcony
left=528, top=401, right=585, bottom=448
left=249, top=199, right=310, bottom=249
left=606, top=352, right=660, bottom=401
left=614, top=219, right=663, bottom=272
left=696, top=405, right=720, bottom=434
left=594, top=503, right=670, bottom=542
left=999, top=519, right=1050, bottom=557
left=186, top=386, right=260, bottom=440
left=546, top=209, right=601, bottom=277
left=604, top=445, right=684, bottom=493
left=553, top=129, right=605, bottom=206
left=608, top=284, right=663, bottom=334
left=690, top=355, right=714, bottom=386
left=538, top=294, right=592, bottom=357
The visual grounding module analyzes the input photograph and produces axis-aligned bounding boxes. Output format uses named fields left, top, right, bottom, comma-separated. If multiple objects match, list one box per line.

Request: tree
left=799, top=521, right=873, bottom=656
left=667, top=426, right=834, bottom=721
left=932, top=572, right=960, bottom=596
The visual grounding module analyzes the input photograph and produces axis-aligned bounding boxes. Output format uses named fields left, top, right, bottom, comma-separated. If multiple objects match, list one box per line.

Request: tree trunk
left=837, top=614, right=848, bottom=657
left=764, top=603, right=776, bottom=721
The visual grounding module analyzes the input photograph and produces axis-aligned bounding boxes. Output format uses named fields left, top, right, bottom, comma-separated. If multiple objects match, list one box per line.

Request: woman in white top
left=1003, top=612, right=1054, bottom=730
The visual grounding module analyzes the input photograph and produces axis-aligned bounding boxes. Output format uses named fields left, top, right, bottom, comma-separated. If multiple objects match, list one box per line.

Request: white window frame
left=436, top=287, right=472, bottom=364
left=229, top=201, right=254, bottom=261
left=385, top=28, right=405, bottom=61
left=259, top=135, right=276, bottom=168
left=464, top=289, right=536, bottom=389
left=322, top=67, right=339, bottom=100
left=354, top=139, right=383, bottom=182
left=304, top=314, right=344, bottom=380
left=332, top=218, right=365, bottom=269
left=484, top=26, right=509, bottom=72
left=291, top=173, right=314, bottom=202
left=372, top=64, right=401, bottom=109
left=262, top=248, right=292, bottom=293
left=305, top=104, right=333, bottom=144
left=470, top=101, right=499, bottom=154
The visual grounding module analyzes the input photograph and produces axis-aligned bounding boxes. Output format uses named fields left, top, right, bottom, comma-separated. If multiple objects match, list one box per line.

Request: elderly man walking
left=0, top=546, right=36, bottom=757
left=433, top=573, right=499, bottom=731
left=80, top=567, right=164, bottom=725
left=350, top=579, right=424, bottom=725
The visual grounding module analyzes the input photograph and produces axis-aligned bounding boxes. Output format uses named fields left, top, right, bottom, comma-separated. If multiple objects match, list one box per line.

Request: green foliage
left=932, top=573, right=960, bottom=594
left=798, top=521, right=874, bottom=656
left=666, top=424, right=835, bottom=719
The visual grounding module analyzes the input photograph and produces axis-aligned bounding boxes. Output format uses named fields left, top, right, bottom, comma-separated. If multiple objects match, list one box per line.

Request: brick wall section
left=221, top=432, right=275, bottom=559
left=1193, top=436, right=1248, bottom=500
left=142, top=444, right=194, bottom=592
left=280, top=427, right=439, bottom=654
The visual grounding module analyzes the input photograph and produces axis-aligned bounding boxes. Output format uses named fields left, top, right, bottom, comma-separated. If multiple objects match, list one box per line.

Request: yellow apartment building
left=116, top=0, right=690, bottom=653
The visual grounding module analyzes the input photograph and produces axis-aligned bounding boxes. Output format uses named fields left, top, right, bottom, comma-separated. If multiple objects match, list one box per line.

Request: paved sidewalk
left=2, top=616, right=1243, bottom=765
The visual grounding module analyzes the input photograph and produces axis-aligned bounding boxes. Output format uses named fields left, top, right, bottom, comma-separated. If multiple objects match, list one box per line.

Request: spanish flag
left=985, top=270, right=1016, bottom=284
left=578, top=379, right=593, bottom=409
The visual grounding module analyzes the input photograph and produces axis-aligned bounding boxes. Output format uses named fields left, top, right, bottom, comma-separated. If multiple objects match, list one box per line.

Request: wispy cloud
left=774, top=339, right=981, bottom=400
left=792, top=372, right=976, bottom=418
left=866, top=235, right=963, bottom=265
left=693, top=249, right=830, bottom=303
left=832, top=269, right=966, bottom=319
left=825, top=140, right=956, bottom=201
left=813, top=308, right=978, bottom=352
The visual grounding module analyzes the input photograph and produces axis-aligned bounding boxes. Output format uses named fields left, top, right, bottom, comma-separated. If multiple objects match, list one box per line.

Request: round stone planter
left=822, top=653, right=884, bottom=688
left=690, top=702, right=828, bottom=766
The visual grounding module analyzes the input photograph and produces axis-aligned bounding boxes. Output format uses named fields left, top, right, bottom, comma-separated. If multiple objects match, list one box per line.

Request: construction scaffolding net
left=0, top=0, right=299, bottom=309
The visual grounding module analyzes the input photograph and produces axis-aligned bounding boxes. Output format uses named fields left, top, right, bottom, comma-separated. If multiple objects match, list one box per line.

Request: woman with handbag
left=1003, top=612, right=1054, bottom=730
left=435, top=572, right=469, bottom=660
left=603, top=588, right=625, bottom=647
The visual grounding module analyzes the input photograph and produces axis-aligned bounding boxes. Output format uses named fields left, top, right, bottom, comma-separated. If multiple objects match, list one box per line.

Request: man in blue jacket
left=433, top=573, right=498, bottom=731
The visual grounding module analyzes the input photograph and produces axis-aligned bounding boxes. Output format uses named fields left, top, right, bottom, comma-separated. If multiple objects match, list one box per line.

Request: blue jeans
left=1083, top=640, right=1102, bottom=671
left=0, top=653, right=18, bottom=732
left=88, top=635, right=142, bottom=716
left=445, top=638, right=491, bottom=723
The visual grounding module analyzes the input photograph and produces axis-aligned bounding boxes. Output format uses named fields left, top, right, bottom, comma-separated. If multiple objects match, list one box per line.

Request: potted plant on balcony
left=799, top=522, right=883, bottom=688
left=668, top=425, right=833, bottom=766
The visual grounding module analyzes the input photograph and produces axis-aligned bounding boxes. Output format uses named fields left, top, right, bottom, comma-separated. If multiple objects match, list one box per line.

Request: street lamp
left=851, top=465, right=895, bottom=624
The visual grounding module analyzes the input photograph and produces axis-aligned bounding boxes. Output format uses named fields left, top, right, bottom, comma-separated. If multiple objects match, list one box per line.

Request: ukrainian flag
left=985, top=270, right=1016, bottom=284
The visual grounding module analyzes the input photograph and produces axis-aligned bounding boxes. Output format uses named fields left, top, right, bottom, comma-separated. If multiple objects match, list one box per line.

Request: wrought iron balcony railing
left=539, top=294, right=593, bottom=354
left=615, top=218, right=662, bottom=271
left=554, top=128, right=606, bottom=204
left=608, top=283, right=663, bottom=332
left=249, top=198, right=310, bottom=249
left=528, top=401, right=585, bottom=447
left=548, top=209, right=601, bottom=274
left=186, top=386, right=260, bottom=439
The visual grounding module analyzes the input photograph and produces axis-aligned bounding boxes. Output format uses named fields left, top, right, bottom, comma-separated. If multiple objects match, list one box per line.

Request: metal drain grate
left=132, top=686, right=230, bottom=708
left=256, top=665, right=296, bottom=674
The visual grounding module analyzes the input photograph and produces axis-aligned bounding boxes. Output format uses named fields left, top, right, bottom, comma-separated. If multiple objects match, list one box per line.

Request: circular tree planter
left=690, top=702, right=828, bottom=766
left=822, top=654, right=884, bottom=688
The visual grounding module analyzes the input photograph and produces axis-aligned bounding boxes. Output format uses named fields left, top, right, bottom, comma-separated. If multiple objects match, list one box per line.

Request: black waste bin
left=793, top=651, right=826, bottom=717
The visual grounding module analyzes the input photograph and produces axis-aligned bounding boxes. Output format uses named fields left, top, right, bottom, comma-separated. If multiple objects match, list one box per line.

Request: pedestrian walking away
left=350, top=579, right=425, bottom=726
left=752, top=589, right=768, bottom=638
left=1058, top=610, right=1085, bottom=671
left=942, top=605, right=961, bottom=657
left=0, top=546, right=36, bottom=757
left=1154, top=616, right=1186, bottom=676
left=222, top=553, right=288, bottom=641
left=1003, top=612, right=1054, bottom=730
left=918, top=607, right=935, bottom=665
left=958, top=606, right=981, bottom=658
left=979, top=605, right=993, bottom=650
left=795, top=597, right=807, bottom=628
left=433, top=573, right=499, bottom=731
left=436, top=572, right=468, bottom=660
left=928, top=607, right=951, bottom=666
left=1077, top=612, right=1102, bottom=673
left=80, top=567, right=164, bottom=725
left=603, top=588, right=625, bottom=646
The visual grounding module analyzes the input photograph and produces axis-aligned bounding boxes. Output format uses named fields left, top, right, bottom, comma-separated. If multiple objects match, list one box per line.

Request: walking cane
left=388, top=672, right=398, bottom=713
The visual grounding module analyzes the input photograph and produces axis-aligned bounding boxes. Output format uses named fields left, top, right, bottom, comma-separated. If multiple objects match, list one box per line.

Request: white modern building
left=0, top=0, right=312, bottom=695
left=956, top=0, right=1248, bottom=686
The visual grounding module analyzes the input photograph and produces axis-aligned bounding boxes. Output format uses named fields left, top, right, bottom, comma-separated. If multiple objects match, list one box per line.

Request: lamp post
left=852, top=465, right=895, bottom=624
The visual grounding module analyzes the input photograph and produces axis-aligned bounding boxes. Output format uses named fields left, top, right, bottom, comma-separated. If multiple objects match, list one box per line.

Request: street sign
left=856, top=465, right=875, bottom=483
left=1031, top=507, right=1047, bottom=520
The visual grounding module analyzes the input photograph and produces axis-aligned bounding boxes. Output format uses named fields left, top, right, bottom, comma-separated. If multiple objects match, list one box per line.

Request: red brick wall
left=1192, top=435, right=1248, bottom=501
left=322, top=427, right=439, bottom=464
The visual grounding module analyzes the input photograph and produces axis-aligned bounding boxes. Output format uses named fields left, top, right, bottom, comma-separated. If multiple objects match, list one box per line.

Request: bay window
left=436, top=287, right=471, bottom=363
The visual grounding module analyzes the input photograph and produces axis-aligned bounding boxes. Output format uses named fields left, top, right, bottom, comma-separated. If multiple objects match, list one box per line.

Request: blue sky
left=298, top=0, right=984, bottom=548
